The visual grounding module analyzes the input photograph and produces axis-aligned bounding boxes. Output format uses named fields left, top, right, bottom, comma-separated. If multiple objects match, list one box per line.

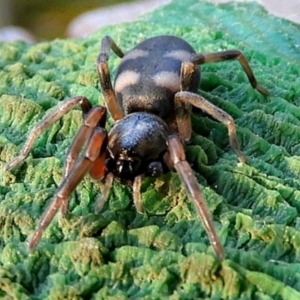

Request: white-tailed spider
left=6, top=35, right=268, bottom=259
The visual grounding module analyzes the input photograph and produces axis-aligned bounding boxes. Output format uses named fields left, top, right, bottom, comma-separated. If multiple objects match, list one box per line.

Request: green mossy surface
left=1, top=0, right=300, bottom=298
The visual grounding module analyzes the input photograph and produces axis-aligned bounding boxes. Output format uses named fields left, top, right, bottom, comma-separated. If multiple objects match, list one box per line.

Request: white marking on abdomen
left=122, top=49, right=148, bottom=62
left=164, top=50, right=192, bottom=61
left=153, top=71, right=180, bottom=93
left=115, top=70, right=141, bottom=93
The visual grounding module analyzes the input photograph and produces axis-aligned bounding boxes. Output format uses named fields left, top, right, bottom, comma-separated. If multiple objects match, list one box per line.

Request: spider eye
left=116, top=158, right=141, bottom=179
left=146, top=161, right=164, bottom=177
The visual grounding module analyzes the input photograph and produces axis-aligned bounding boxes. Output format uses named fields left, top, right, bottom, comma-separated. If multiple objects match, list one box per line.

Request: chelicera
left=6, top=35, right=268, bottom=259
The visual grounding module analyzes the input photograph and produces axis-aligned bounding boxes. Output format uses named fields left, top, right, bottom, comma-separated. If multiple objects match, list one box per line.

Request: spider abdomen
left=114, top=35, right=200, bottom=119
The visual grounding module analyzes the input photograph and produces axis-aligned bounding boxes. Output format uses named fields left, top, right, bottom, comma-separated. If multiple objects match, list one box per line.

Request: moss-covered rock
left=1, top=0, right=300, bottom=298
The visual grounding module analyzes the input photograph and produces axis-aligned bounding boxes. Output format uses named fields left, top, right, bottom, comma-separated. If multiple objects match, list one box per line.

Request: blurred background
left=0, top=0, right=132, bottom=41
left=0, top=0, right=299, bottom=43
left=10, top=0, right=132, bottom=38
left=0, top=0, right=170, bottom=42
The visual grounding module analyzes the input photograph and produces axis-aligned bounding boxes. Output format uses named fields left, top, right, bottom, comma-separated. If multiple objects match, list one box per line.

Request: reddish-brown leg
left=60, top=106, right=108, bottom=216
left=5, top=96, right=93, bottom=172
left=166, top=134, right=224, bottom=260
left=28, top=127, right=108, bottom=250
left=175, top=91, right=247, bottom=163
left=97, top=36, right=124, bottom=121
left=64, top=106, right=106, bottom=177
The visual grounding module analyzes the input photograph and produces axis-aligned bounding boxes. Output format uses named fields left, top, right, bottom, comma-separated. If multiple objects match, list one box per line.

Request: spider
left=6, top=35, right=268, bottom=260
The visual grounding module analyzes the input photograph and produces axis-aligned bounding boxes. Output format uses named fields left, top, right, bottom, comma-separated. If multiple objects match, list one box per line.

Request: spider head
left=106, top=146, right=167, bottom=184
left=105, top=146, right=143, bottom=183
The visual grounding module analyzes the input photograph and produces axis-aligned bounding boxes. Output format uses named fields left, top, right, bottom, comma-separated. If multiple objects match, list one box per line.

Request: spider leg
left=64, top=106, right=106, bottom=177
left=61, top=106, right=108, bottom=216
left=28, top=127, right=108, bottom=250
left=173, top=62, right=194, bottom=141
left=94, top=172, right=114, bottom=214
left=191, top=50, right=269, bottom=96
left=174, top=48, right=268, bottom=142
left=175, top=91, right=247, bottom=163
left=133, top=174, right=145, bottom=214
left=166, top=134, right=224, bottom=260
left=5, top=96, right=93, bottom=171
left=95, top=173, right=145, bottom=215
left=97, top=36, right=124, bottom=121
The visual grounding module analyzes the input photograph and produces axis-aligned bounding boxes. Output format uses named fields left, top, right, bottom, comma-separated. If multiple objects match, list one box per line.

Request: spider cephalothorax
left=6, top=35, right=268, bottom=259
left=107, top=112, right=169, bottom=181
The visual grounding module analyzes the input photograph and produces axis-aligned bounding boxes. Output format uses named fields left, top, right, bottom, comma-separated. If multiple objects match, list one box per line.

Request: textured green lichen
left=1, top=0, right=300, bottom=298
